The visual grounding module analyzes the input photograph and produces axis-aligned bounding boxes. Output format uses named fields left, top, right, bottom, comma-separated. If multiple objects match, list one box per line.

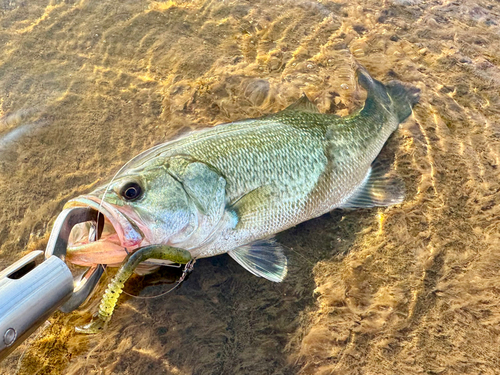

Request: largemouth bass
left=66, top=67, right=419, bottom=330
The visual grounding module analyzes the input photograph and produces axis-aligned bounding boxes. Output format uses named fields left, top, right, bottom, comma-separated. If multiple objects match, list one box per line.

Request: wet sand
left=0, top=0, right=499, bottom=374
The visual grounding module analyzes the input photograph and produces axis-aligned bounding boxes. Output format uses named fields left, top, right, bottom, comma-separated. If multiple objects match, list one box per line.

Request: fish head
left=64, top=161, right=201, bottom=267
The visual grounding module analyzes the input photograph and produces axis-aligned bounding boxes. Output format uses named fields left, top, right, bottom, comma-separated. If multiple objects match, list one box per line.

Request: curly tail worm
left=76, top=245, right=192, bottom=334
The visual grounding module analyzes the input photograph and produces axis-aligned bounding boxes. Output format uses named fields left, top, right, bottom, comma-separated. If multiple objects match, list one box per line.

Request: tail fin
left=385, top=80, right=420, bottom=122
left=357, top=67, right=420, bottom=123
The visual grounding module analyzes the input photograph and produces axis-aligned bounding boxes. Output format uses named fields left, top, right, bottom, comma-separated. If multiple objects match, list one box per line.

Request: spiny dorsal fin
left=341, top=162, right=405, bottom=209
left=228, top=239, right=288, bottom=282
left=284, top=94, right=320, bottom=114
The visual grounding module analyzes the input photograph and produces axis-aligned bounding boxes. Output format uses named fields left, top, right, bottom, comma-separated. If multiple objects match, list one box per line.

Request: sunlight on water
left=0, top=0, right=499, bottom=374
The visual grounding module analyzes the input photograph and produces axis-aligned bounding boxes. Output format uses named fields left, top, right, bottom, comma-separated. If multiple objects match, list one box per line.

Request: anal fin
left=341, top=163, right=405, bottom=209
left=228, top=239, right=288, bottom=282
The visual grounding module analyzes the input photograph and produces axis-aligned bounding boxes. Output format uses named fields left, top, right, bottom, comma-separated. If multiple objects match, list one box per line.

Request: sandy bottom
left=0, top=0, right=499, bottom=374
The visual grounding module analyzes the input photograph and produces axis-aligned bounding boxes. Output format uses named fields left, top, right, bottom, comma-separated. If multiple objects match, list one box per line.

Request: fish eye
left=120, top=181, right=143, bottom=201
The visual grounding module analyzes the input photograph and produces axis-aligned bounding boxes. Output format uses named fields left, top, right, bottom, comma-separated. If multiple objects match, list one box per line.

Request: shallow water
left=0, top=0, right=499, bottom=374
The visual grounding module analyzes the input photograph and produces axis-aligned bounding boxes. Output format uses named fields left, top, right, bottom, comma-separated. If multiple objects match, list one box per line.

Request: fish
left=66, top=67, right=419, bottom=281
left=65, top=67, right=419, bottom=331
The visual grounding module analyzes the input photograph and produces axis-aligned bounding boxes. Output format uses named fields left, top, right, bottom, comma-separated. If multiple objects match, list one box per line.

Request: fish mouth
left=64, top=196, right=145, bottom=267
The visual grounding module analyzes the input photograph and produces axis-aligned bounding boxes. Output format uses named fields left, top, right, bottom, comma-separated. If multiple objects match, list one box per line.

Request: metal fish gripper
left=0, top=207, right=105, bottom=361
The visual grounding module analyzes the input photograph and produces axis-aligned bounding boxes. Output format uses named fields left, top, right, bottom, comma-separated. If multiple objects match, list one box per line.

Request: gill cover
left=113, top=155, right=227, bottom=248
left=166, top=156, right=227, bottom=247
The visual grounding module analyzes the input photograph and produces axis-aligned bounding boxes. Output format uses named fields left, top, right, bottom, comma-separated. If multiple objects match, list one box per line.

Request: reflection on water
left=0, top=0, right=499, bottom=374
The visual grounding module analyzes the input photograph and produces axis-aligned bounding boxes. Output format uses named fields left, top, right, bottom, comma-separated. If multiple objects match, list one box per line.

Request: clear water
left=0, top=0, right=499, bottom=374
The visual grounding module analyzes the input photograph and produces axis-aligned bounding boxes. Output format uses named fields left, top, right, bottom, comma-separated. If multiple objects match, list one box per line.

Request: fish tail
left=357, top=67, right=420, bottom=123
left=385, top=80, right=420, bottom=122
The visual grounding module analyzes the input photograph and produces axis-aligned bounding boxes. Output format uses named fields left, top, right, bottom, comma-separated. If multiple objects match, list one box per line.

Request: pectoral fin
left=341, top=163, right=405, bottom=209
left=228, top=239, right=288, bottom=282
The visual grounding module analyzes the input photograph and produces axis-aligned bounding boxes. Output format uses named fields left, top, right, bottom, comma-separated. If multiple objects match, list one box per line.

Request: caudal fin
left=357, top=67, right=420, bottom=123
left=385, top=80, right=420, bottom=122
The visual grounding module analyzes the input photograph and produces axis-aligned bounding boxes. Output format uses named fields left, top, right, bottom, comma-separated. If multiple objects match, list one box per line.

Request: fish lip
left=64, top=195, right=144, bottom=248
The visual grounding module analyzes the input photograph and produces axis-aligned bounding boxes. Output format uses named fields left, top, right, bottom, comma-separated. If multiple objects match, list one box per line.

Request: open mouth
left=64, top=196, right=144, bottom=267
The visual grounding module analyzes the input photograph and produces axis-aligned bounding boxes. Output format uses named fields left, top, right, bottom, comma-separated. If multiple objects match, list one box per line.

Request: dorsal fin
left=284, top=94, right=320, bottom=113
